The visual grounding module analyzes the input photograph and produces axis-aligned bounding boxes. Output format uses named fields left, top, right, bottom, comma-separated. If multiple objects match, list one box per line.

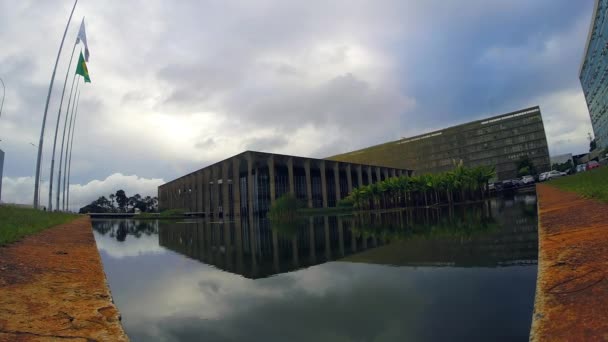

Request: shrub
left=338, top=197, right=354, bottom=208
left=268, top=194, right=303, bottom=221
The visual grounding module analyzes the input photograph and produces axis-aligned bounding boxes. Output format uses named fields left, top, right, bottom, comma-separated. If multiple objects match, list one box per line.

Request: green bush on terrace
left=268, top=194, right=304, bottom=221
left=345, top=162, right=496, bottom=210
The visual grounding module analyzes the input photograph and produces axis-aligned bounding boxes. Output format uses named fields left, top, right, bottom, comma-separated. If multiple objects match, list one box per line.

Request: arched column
left=346, top=164, right=353, bottom=193
left=233, top=157, right=241, bottom=217
left=333, top=162, right=341, bottom=204
left=320, top=161, right=328, bottom=208
left=304, top=159, right=313, bottom=208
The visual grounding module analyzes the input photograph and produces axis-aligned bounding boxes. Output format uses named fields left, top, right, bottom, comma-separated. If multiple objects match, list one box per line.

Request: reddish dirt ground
left=0, top=217, right=128, bottom=341
left=530, top=185, right=608, bottom=341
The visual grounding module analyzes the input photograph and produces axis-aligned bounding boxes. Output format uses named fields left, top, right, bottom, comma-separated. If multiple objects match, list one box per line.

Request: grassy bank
left=547, top=167, right=608, bottom=202
left=137, top=209, right=185, bottom=219
left=0, top=205, right=79, bottom=245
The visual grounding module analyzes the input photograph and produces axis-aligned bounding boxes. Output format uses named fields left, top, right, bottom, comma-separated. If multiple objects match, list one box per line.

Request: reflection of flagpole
left=49, top=41, right=78, bottom=211
left=58, top=75, right=79, bottom=210
left=65, top=91, right=81, bottom=212
left=34, top=0, right=78, bottom=209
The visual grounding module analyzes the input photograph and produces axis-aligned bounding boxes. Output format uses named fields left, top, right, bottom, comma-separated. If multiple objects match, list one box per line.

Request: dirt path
left=530, top=184, right=608, bottom=341
left=0, top=216, right=128, bottom=341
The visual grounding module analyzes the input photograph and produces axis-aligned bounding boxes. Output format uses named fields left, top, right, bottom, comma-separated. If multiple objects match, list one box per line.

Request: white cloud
left=0, top=0, right=597, bottom=186
left=533, top=88, right=594, bottom=156
left=1, top=173, right=164, bottom=211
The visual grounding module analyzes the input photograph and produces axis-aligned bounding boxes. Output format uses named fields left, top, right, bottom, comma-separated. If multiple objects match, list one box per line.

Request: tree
left=516, top=156, right=537, bottom=177
left=109, top=194, right=116, bottom=212
left=79, top=196, right=113, bottom=213
left=115, top=190, right=128, bottom=212
left=343, top=163, right=496, bottom=210
left=79, top=190, right=158, bottom=214
left=590, top=138, right=597, bottom=152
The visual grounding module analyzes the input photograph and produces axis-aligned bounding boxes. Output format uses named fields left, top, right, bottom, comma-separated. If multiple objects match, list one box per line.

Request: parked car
left=576, top=164, right=587, bottom=173
left=587, top=160, right=600, bottom=170
left=539, top=172, right=549, bottom=182
left=492, top=182, right=504, bottom=191
left=545, top=170, right=565, bottom=180
left=501, top=179, right=516, bottom=190
left=512, top=179, right=524, bottom=187
left=521, top=175, right=535, bottom=185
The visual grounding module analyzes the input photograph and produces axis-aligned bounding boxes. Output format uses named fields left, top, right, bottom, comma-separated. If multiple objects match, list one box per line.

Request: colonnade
left=158, top=151, right=411, bottom=216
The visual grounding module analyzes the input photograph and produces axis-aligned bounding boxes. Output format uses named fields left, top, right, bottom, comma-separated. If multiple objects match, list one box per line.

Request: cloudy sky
left=0, top=0, right=596, bottom=209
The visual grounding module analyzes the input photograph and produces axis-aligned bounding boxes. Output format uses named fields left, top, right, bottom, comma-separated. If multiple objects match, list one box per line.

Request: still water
left=92, top=194, right=538, bottom=342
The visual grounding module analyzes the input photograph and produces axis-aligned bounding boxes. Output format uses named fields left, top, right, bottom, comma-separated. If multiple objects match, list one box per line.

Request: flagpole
left=48, top=41, right=78, bottom=211
left=56, top=72, right=78, bottom=211
left=66, top=90, right=81, bottom=212
left=0, top=77, right=5, bottom=121
left=34, top=0, right=78, bottom=209
left=62, top=80, right=80, bottom=210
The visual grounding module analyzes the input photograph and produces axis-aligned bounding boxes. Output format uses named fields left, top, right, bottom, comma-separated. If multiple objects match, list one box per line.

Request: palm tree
left=348, top=188, right=364, bottom=209
left=346, top=163, right=497, bottom=210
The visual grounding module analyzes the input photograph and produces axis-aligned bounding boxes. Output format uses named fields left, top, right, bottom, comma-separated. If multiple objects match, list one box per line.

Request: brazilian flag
left=75, top=51, right=91, bottom=83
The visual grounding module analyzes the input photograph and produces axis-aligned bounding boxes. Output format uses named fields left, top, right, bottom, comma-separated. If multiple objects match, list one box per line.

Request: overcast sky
left=0, top=0, right=597, bottom=209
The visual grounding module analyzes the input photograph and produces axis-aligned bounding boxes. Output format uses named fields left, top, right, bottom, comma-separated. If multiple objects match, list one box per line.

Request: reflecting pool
left=92, top=194, right=538, bottom=341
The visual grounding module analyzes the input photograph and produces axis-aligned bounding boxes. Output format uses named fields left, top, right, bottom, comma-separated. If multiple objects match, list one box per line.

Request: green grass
left=0, top=205, right=79, bottom=245
left=138, top=209, right=185, bottom=218
left=548, top=167, right=608, bottom=202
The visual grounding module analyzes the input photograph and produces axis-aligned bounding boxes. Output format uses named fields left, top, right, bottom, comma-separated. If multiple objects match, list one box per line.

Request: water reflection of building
left=158, top=196, right=538, bottom=278
left=345, top=198, right=538, bottom=267
left=158, top=151, right=412, bottom=217
left=159, top=216, right=381, bottom=279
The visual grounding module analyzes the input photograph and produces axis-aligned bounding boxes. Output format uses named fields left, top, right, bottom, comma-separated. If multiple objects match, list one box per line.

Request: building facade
left=580, top=0, right=608, bottom=149
left=329, top=106, right=550, bottom=180
left=550, top=153, right=574, bottom=167
left=158, top=151, right=412, bottom=216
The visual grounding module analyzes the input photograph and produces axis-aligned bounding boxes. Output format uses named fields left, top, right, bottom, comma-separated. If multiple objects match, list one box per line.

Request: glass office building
left=329, top=106, right=551, bottom=181
left=580, top=0, right=608, bottom=149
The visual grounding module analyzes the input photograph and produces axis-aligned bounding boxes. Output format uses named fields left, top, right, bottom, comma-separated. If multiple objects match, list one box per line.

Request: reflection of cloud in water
left=96, top=196, right=537, bottom=341
left=114, top=256, right=534, bottom=342
left=94, top=232, right=166, bottom=258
